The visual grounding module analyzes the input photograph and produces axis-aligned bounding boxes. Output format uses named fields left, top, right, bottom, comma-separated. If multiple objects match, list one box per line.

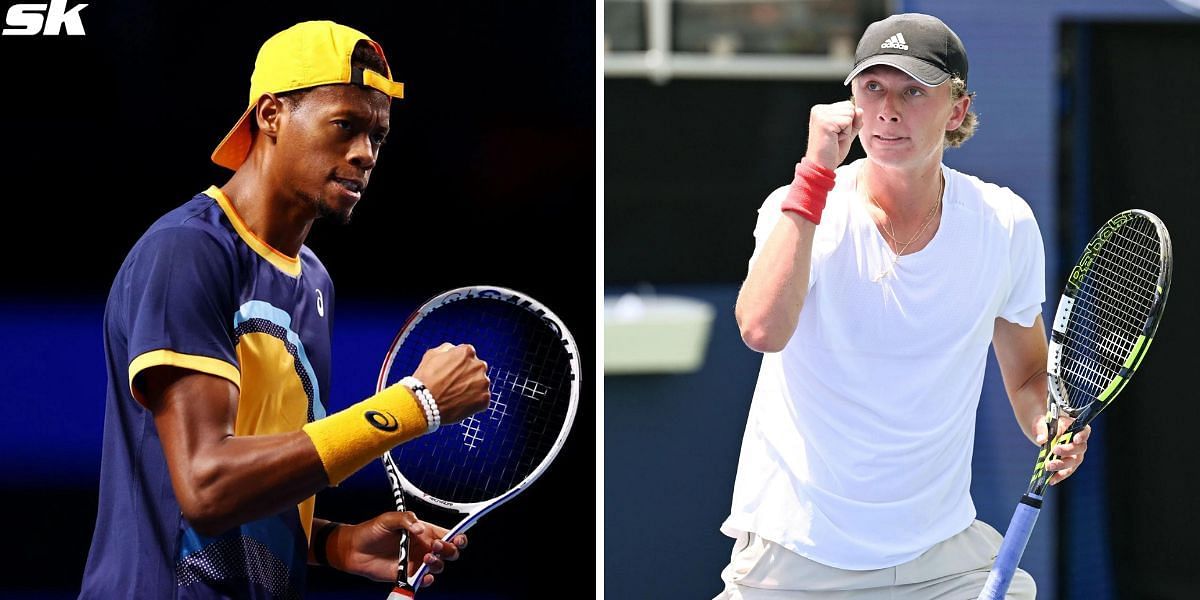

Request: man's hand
left=1032, top=416, right=1092, bottom=486
left=805, top=100, right=864, bottom=171
left=328, top=511, right=468, bottom=588
left=413, top=343, right=491, bottom=424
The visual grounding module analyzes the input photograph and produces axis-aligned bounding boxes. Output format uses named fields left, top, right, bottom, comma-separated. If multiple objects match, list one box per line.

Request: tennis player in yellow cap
left=80, top=21, right=490, bottom=599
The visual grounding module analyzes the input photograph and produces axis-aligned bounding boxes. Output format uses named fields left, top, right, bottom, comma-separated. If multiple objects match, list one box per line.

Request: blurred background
left=0, top=2, right=593, bottom=599
left=605, top=0, right=1198, bottom=598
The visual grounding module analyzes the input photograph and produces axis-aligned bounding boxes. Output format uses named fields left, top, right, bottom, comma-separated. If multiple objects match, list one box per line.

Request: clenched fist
left=806, top=101, right=864, bottom=171
left=412, top=343, right=491, bottom=424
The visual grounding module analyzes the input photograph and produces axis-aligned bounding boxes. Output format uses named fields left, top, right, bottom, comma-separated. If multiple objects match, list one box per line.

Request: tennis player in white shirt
left=719, top=13, right=1090, bottom=599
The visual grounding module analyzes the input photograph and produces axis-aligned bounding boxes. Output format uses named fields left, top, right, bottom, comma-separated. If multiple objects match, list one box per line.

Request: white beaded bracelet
left=400, top=376, right=439, bottom=433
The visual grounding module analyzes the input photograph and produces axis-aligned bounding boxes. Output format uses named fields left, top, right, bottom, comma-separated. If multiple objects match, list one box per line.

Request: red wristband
left=780, top=158, right=836, bottom=224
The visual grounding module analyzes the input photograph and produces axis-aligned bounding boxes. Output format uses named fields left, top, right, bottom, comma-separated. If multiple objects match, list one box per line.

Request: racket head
left=1047, top=209, right=1172, bottom=421
left=377, top=286, right=581, bottom=510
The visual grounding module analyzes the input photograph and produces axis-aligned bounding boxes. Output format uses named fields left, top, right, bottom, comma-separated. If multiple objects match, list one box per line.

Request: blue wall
left=0, top=300, right=108, bottom=485
left=0, top=298, right=409, bottom=489
left=604, top=285, right=760, bottom=598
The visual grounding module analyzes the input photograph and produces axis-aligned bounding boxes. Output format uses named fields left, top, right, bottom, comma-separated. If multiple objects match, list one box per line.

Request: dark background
left=1069, top=21, right=1200, bottom=599
left=0, top=1, right=594, bottom=599
left=604, top=5, right=1200, bottom=600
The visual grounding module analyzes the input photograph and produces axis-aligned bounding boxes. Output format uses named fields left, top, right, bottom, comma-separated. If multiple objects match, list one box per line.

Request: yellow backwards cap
left=211, top=20, right=406, bottom=171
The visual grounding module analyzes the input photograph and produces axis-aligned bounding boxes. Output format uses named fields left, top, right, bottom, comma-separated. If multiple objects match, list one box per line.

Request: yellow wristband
left=302, top=383, right=428, bottom=484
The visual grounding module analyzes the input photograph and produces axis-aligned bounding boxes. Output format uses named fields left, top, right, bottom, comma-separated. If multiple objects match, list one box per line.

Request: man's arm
left=735, top=213, right=818, bottom=353
left=143, top=343, right=490, bottom=536
left=992, top=314, right=1049, bottom=445
left=993, top=314, right=1090, bottom=485
left=735, top=101, right=862, bottom=353
left=144, top=366, right=326, bottom=535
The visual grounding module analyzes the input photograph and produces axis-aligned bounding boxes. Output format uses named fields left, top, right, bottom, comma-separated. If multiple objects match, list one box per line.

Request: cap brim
left=211, top=106, right=255, bottom=171
left=843, top=55, right=951, bottom=87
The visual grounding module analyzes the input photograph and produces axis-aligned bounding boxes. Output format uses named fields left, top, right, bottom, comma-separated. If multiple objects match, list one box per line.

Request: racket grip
left=978, top=494, right=1042, bottom=600
left=387, top=588, right=415, bottom=599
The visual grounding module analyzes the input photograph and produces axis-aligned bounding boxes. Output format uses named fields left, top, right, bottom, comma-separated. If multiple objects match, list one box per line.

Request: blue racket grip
left=978, top=494, right=1042, bottom=600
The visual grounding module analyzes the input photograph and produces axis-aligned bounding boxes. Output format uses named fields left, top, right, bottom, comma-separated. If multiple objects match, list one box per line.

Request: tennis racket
left=376, top=286, right=580, bottom=598
left=978, top=209, right=1172, bottom=599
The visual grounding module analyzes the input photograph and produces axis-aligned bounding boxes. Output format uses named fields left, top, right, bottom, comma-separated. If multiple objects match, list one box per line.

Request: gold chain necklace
left=862, top=171, right=944, bottom=281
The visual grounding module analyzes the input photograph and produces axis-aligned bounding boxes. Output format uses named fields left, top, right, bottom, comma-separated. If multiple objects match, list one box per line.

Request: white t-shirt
left=721, top=159, right=1046, bottom=570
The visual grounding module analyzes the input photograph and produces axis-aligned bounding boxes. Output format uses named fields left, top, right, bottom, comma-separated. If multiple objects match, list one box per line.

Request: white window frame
left=604, top=0, right=892, bottom=82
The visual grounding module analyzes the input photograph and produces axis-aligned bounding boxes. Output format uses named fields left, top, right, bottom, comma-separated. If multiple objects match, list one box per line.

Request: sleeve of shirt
left=124, top=227, right=240, bottom=406
left=998, top=194, right=1047, bottom=327
left=747, top=186, right=787, bottom=273
left=747, top=185, right=839, bottom=292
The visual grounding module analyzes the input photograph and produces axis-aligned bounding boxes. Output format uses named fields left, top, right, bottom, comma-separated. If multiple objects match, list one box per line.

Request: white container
left=604, top=293, right=716, bottom=374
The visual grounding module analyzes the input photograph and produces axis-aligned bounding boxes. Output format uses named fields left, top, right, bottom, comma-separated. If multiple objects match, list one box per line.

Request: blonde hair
left=945, top=76, right=977, bottom=148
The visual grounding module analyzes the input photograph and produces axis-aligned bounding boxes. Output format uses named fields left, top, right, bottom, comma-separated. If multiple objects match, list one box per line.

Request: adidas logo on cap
left=880, top=33, right=908, bottom=51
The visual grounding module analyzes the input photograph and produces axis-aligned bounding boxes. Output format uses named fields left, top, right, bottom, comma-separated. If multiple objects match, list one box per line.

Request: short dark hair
left=250, top=40, right=390, bottom=132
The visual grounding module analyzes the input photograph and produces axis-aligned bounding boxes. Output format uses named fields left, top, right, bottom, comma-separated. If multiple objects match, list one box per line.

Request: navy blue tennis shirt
left=81, top=187, right=334, bottom=599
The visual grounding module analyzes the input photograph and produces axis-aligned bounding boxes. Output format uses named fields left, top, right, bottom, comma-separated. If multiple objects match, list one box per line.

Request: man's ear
left=255, top=93, right=286, bottom=140
left=946, top=93, right=971, bottom=132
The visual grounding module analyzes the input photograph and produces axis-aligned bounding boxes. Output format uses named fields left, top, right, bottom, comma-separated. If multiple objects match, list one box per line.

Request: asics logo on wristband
left=364, top=410, right=399, bottom=432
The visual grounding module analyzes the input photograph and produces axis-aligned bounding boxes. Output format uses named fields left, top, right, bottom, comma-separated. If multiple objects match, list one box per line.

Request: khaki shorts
left=714, top=521, right=1037, bottom=599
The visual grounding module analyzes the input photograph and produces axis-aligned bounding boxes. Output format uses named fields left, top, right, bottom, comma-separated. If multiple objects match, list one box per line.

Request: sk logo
left=3, top=0, right=88, bottom=36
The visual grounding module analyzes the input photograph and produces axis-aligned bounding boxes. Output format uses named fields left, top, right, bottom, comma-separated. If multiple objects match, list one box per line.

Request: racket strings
left=1076, top=227, right=1161, bottom=333
left=1059, top=223, right=1159, bottom=401
left=1058, top=217, right=1163, bottom=409
left=1076, top=223, right=1160, bottom=337
left=1068, top=226, right=1161, bottom=336
left=1062, top=245, right=1158, bottom=394
left=386, top=298, right=575, bottom=504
